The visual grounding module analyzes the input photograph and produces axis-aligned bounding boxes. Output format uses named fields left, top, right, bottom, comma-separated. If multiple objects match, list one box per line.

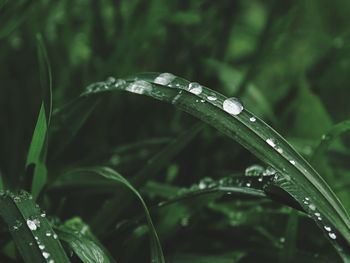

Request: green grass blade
left=56, top=217, right=117, bottom=263
left=0, top=190, right=70, bottom=263
left=80, top=73, right=350, bottom=259
left=27, top=104, right=48, bottom=200
left=91, top=122, right=202, bottom=234
left=55, top=166, right=165, bottom=263
left=36, top=34, right=53, bottom=125
left=27, top=35, right=53, bottom=200
left=311, top=120, right=350, bottom=164
left=50, top=96, right=101, bottom=158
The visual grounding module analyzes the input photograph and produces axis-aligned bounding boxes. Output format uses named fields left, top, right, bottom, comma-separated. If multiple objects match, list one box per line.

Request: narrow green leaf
left=36, top=33, right=53, bottom=125
left=27, top=35, right=52, bottom=199
left=55, top=167, right=165, bottom=263
left=56, top=217, right=117, bottom=263
left=91, top=122, right=202, bottom=233
left=27, top=104, right=48, bottom=200
left=311, top=120, right=350, bottom=164
left=0, top=190, right=70, bottom=263
left=79, top=73, right=350, bottom=259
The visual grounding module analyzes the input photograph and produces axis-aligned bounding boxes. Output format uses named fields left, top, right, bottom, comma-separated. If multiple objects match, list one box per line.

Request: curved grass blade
left=56, top=217, right=117, bottom=263
left=311, top=120, right=350, bottom=164
left=91, top=122, right=202, bottom=234
left=79, top=73, right=350, bottom=259
left=55, top=167, right=165, bottom=263
left=0, top=190, right=70, bottom=263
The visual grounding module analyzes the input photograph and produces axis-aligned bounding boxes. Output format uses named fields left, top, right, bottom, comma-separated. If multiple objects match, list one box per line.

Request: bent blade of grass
left=56, top=166, right=165, bottom=263
left=91, top=122, right=202, bottom=234
left=80, top=73, right=350, bottom=259
left=56, top=217, right=117, bottom=263
left=0, top=191, right=70, bottom=263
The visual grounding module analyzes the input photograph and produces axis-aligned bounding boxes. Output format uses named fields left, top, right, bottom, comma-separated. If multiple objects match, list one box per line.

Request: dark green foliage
left=1, top=0, right=350, bottom=262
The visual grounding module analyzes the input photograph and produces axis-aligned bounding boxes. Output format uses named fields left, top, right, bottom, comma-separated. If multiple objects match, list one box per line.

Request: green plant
left=2, top=1, right=350, bottom=262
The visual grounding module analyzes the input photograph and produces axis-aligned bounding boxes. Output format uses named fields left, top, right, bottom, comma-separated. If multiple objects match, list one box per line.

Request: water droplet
left=53, top=234, right=58, bottom=239
left=324, top=226, right=331, bottom=232
left=314, top=212, right=320, bottom=217
left=13, top=196, right=21, bottom=202
left=276, top=147, right=283, bottom=154
left=48, top=260, right=54, bottom=263
left=154, top=73, right=176, bottom=85
left=114, top=79, right=126, bottom=88
left=198, top=177, right=215, bottom=189
left=188, top=82, right=203, bottom=95
left=46, top=231, right=52, bottom=237
left=105, top=76, right=116, bottom=85
left=126, top=80, right=152, bottom=95
left=258, top=177, right=263, bottom=182
left=41, top=212, right=46, bottom=218
left=246, top=182, right=251, bottom=187
left=305, top=197, right=310, bottom=201
left=289, top=160, right=296, bottom=165
left=39, top=244, right=45, bottom=250
left=328, top=232, right=337, bottom=239
left=245, top=165, right=264, bottom=176
left=309, top=203, right=316, bottom=211
left=207, top=95, right=217, bottom=101
left=180, top=217, right=190, bottom=227
left=42, top=251, right=50, bottom=259
left=10, top=220, right=22, bottom=231
left=249, top=117, right=256, bottom=122
left=280, top=237, right=285, bottom=243
left=263, top=167, right=276, bottom=176
left=200, top=99, right=205, bottom=103
left=223, top=97, right=244, bottom=115
left=27, top=219, right=40, bottom=231
left=266, top=138, right=276, bottom=147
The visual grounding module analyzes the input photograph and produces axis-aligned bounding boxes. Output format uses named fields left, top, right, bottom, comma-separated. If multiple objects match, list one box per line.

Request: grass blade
left=56, top=217, right=117, bottom=263
left=0, top=191, right=70, bottom=263
left=54, top=166, right=165, bottom=263
left=80, top=73, right=350, bottom=259
left=27, top=104, right=48, bottom=200
left=26, top=35, right=53, bottom=200
left=311, top=120, right=350, bottom=164
left=91, top=122, right=202, bottom=234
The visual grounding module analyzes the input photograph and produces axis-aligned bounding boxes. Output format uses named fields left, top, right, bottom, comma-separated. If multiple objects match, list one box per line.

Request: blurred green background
left=1, top=0, right=350, bottom=262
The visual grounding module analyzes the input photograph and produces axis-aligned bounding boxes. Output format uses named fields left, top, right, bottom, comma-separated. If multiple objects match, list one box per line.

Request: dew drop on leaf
left=126, top=80, right=152, bottom=95
left=324, top=226, right=332, bottom=232
left=245, top=165, right=264, bottom=176
left=223, top=97, right=243, bottom=115
left=154, top=73, right=176, bottom=85
left=328, top=232, right=337, bottom=239
left=207, top=95, right=217, bottom=101
left=266, top=138, right=276, bottom=147
left=26, top=219, right=40, bottom=231
left=42, top=251, right=50, bottom=259
left=188, top=82, right=203, bottom=95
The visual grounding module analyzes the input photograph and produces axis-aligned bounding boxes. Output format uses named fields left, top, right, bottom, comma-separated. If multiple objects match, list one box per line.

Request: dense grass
left=1, top=0, right=350, bottom=262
